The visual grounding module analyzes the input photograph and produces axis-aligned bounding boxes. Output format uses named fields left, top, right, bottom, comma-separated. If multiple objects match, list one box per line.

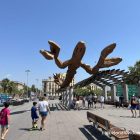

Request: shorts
left=131, top=105, right=137, bottom=110
left=94, top=101, right=97, bottom=104
left=1, top=125, right=9, bottom=129
left=32, top=114, right=39, bottom=120
left=32, top=117, right=39, bottom=122
left=39, top=111, right=48, bottom=117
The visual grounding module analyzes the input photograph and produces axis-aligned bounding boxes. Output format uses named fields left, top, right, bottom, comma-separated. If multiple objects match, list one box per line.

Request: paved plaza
left=1, top=100, right=140, bottom=140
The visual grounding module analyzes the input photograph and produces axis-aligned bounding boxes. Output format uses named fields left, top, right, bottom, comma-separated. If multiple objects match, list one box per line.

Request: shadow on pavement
left=79, top=127, right=95, bottom=140
left=11, top=110, right=30, bottom=115
left=120, top=115, right=132, bottom=118
left=19, top=128, right=40, bottom=131
left=79, top=125, right=111, bottom=140
left=19, top=128, right=30, bottom=131
left=49, top=107, right=57, bottom=111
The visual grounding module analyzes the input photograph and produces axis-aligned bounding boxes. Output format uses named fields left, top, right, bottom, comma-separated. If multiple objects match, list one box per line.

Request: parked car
left=23, top=98, right=30, bottom=102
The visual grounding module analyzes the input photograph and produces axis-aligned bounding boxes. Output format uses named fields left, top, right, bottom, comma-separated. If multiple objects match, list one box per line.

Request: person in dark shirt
left=130, top=96, right=137, bottom=118
left=119, top=96, right=124, bottom=107
left=31, top=102, right=39, bottom=129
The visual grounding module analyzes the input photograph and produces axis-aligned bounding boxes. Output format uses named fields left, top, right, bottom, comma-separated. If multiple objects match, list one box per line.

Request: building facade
left=42, top=73, right=75, bottom=96
left=13, top=81, right=25, bottom=91
left=89, top=83, right=102, bottom=90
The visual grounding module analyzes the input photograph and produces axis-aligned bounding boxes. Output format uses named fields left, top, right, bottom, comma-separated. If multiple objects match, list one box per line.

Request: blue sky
left=0, top=0, right=140, bottom=89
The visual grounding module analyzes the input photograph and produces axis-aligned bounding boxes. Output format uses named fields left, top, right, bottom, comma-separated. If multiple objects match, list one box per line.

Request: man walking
left=100, top=95, right=105, bottom=109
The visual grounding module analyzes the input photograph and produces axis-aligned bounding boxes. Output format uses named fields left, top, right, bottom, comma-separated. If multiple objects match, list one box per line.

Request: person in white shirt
left=100, top=95, right=104, bottom=109
left=38, top=96, right=50, bottom=130
left=115, top=96, right=120, bottom=108
left=93, top=94, right=97, bottom=108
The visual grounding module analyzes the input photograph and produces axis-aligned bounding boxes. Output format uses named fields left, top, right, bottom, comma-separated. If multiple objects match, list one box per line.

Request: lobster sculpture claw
left=40, top=41, right=122, bottom=89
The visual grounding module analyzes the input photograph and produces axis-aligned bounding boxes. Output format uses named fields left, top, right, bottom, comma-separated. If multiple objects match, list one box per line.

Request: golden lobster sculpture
left=40, top=41, right=122, bottom=89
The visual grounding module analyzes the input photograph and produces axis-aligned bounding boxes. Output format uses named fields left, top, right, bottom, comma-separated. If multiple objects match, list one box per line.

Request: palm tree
left=7, top=81, right=16, bottom=94
left=1, top=78, right=19, bottom=94
left=1, top=78, right=10, bottom=93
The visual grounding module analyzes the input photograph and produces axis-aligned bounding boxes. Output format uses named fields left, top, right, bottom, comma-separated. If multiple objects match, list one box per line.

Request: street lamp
left=36, top=78, right=39, bottom=93
left=25, top=70, right=30, bottom=97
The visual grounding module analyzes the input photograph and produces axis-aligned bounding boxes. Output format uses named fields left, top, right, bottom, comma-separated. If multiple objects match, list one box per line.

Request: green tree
left=1, top=78, right=10, bottom=93
left=7, top=81, right=17, bottom=94
left=74, top=86, right=103, bottom=97
left=31, top=84, right=36, bottom=92
left=0, top=88, right=3, bottom=93
left=0, top=78, right=21, bottom=95
left=126, top=60, right=140, bottom=84
left=91, top=89, right=103, bottom=96
left=74, top=87, right=90, bottom=96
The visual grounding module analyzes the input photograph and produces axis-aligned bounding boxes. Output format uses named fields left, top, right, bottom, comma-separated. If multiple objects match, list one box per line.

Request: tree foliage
left=31, top=84, right=36, bottom=92
left=74, top=87, right=89, bottom=96
left=0, top=78, right=25, bottom=95
left=74, top=86, right=103, bottom=96
left=0, top=78, right=11, bottom=93
left=126, top=60, right=140, bottom=85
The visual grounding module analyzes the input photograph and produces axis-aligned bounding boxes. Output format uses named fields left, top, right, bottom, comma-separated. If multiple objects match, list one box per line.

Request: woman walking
left=38, top=96, right=50, bottom=130
left=0, top=102, right=10, bottom=140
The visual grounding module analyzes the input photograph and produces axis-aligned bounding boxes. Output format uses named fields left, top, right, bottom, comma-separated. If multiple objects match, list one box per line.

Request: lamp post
left=25, top=70, right=30, bottom=97
left=36, top=78, right=39, bottom=93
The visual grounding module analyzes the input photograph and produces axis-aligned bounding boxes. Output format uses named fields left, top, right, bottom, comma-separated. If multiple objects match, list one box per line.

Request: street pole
left=25, top=70, right=30, bottom=97
left=36, top=78, right=39, bottom=95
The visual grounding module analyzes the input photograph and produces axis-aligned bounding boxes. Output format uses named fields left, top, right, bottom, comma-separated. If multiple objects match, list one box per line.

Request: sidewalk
left=8, top=110, right=111, bottom=140
left=5, top=101, right=140, bottom=140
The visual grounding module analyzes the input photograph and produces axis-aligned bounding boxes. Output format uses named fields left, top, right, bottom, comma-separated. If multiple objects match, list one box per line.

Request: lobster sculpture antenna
left=40, top=41, right=122, bottom=89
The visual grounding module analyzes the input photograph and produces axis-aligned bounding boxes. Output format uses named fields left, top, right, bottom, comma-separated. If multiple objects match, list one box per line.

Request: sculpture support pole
left=62, top=91, right=65, bottom=105
left=64, top=90, right=67, bottom=106
left=66, top=88, right=69, bottom=107
left=111, top=85, right=116, bottom=102
left=103, top=86, right=108, bottom=101
left=122, top=84, right=128, bottom=102
left=65, top=89, right=68, bottom=107
left=68, top=87, right=73, bottom=109
left=63, top=91, right=66, bottom=106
